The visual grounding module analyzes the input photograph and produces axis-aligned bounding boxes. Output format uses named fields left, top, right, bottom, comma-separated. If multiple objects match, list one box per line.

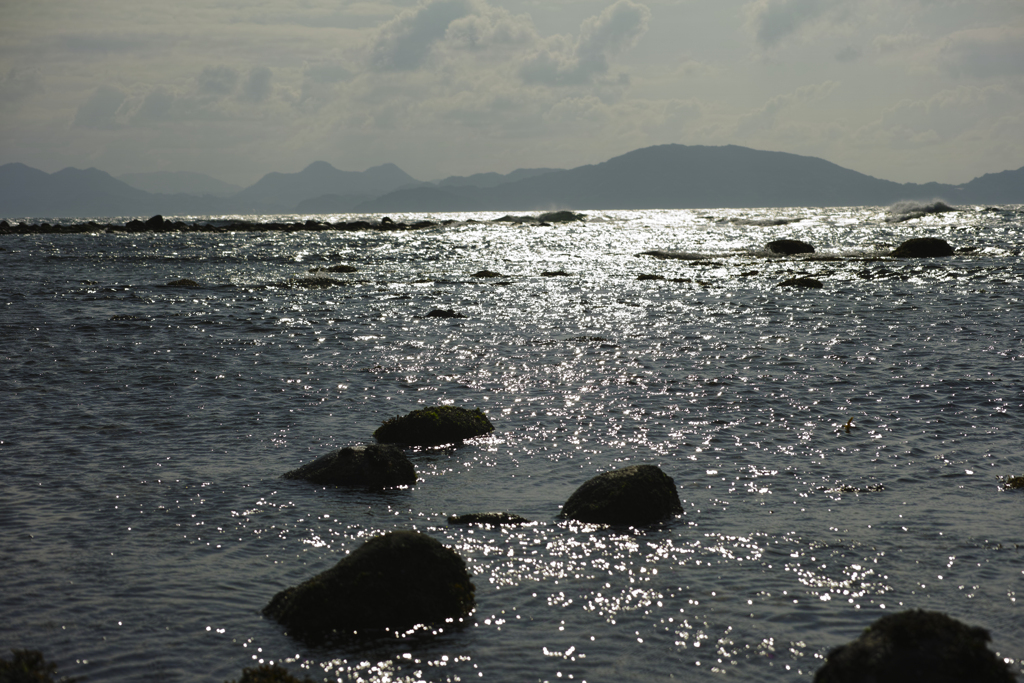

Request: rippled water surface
left=2, top=207, right=1023, bottom=681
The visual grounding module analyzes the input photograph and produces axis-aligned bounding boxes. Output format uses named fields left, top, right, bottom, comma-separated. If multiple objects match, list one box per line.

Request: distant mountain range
left=2, top=145, right=1021, bottom=218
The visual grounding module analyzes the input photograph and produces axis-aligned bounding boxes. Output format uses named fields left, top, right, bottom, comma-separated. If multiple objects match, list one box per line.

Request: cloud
left=746, top=0, right=846, bottom=49
left=0, top=68, right=44, bottom=110
left=736, top=81, right=838, bottom=135
left=520, top=0, right=651, bottom=86
left=367, top=0, right=477, bottom=71
left=241, top=67, right=273, bottom=103
left=938, top=27, right=1024, bottom=79
left=197, top=65, right=241, bottom=98
left=73, top=85, right=127, bottom=129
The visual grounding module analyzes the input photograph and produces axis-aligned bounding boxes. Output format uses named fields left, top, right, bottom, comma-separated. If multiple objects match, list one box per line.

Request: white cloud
left=745, top=0, right=846, bottom=49
left=367, top=0, right=478, bottom=71
left=938, top=27, right=1024, bottom=79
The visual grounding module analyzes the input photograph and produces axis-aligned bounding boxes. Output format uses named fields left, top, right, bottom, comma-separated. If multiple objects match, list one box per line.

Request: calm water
left=1, top=207, right=1022, bottom=682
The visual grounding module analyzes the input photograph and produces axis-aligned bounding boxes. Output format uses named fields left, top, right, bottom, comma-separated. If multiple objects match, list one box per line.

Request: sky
left=1, top=0, right=1022, bottom=186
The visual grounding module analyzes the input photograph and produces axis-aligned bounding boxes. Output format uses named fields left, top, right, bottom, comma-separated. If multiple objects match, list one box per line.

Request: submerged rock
left=165, top=278, right=200, bottom=287
left=282, top=444, right=415, bottom=489
left=226, top=664, right=317, bottom=683
left=0, top=649, right=75, bottom=683
left=889, top=237, right=955, bottom=258
left=310, top=264, right=358, bottom=273
left=779, top=276, right=823, bottom=288
left=1001, top=475, right=1024, bottom=490
left=263, top=531, right=475, bottom=643
left=541, top=270, right=570, bottom=277
left=374, top=406, right=494, bottom=446
left=471, top=269, right=503, bottom=278
left=814, top=610, right=1015, bottom=683
left=448, top=512, right=531, bottom=526
left=767, top=239, right=814, bottom=255
left=559, top=464, right=683, bottom=526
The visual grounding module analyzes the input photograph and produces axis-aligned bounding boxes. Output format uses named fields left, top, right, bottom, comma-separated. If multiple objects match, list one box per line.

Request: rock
left=537, top=211, right=585, bottom=223
left=779, top=277, right=823, bottom=288
left=374, top=406, right=494, bottom=446
left=283, top=444, right=415, bottom=489
left=310, top=264, right=358, bottom=273
left=276, top=276, right=345, bottom=288
left=767, top=239, right=814, bottom=255
left=1001, top=475, right=1024, bottom=490
left=889, top=237, right=954, bottom=257
left=165, top=278, right=201, bottom=287
left=559, top=464, right=683, bottom=526
left=426, top=308, right=467, bottom=319
left=226, top=664, right=317, bottom=683
left=541, top=270, right=570, bottom=277
left=471, top=269, right=503, bottom=278
left=263, top=531, right=475, bottom=643
left=448, top=512, right=531, bottom=526
left=146, top=215, right=165, bottom=227
left=0, top=649, right=73, bottom=682
left=637, top=273, right=665, bottom=281
left=814, top=610, right=1015, bottom=683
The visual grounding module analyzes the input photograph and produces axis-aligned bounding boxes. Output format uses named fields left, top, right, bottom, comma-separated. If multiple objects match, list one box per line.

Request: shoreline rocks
left=814, top=609, right=1015, bottom=682
left=374, top=406, right=494, bottom=447
left=889, top=237, right=955, bottom=258
left=559, top=464, right=683, bottom=526
left=767, top=239, right=815, bottom=255
left=282, top=444, right=415, bottom=490
left=263, top=531, right=475, bottom=644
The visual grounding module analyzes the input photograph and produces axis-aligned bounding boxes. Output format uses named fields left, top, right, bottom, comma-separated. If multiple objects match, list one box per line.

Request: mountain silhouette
left=2, top=144, right=1021, bottom=218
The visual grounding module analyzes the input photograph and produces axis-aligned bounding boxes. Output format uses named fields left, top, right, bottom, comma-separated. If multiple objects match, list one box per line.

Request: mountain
left=118, top=171, right=242, bottom=197
left=230, top=161, right=420, bottom=213
left=2, top=145, right=1021, bottom=219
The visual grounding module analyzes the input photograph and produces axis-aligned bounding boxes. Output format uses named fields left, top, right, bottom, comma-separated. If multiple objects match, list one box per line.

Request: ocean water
left=1, top=206, right=1022, bottom=682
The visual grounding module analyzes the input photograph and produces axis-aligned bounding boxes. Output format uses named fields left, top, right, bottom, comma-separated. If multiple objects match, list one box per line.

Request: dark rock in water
left=559, top=464, right=682, bottom=526
left=166, top=278, right=201, bottom=287
left=374, top=406, right=494, bottom=446
left=779, top=277, right=823, bottom=288
left=448, top=512, right=531, bottom=526
left=310, top=264, right=358, bottom=273
left=813, top=609, right=1015, bottom=683
left=227, top=663, right=317, bottom=683
left=890, top=237, right=955, bottom=257
left=0, top=649, right=75, bottom=682
left=146, top=214, right=165, bottom=227
left=541, top=270, right=570, bottom=277
left=381, top=216, right=394, bottom=224
left=1001, top=475, right=1024, bottom=490
left=537, top=211, right=585, bottom=223
left=426, top=308, right=467, bottom=319
left=638, top=250, right=708, bottom=261
left=637, top=273, right=665, bottom=281
left=277, top=276, right=345, bottom=288
left=283, top=444, right=415, bottom=489
left=263, top=530, right=475, bottom=644
left=471, top=269, right=503, bottom=278
left=767, top=239, right=814, bottom=255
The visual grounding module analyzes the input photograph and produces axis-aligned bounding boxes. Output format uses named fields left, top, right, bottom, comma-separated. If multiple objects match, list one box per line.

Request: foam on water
left=1, top=207, right=1022, bottom=681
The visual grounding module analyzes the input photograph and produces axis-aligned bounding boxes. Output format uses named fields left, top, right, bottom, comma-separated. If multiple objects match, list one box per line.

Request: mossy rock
left=559, top=464, right=683, bottom=526
left=767, top=239, right=814, bottom=255
left=448, top=512, right=531, bottom=526
left=374, top=406, right=494, bottom=446
left=890, top=237, right=955, bottom=258
left=282, top=444, right=415, bottom=489
left=814, top=610, right=1016, bottom=683
left=226, top=664, right=317, bottom=683
left=263, top=531, right=475, bottom=644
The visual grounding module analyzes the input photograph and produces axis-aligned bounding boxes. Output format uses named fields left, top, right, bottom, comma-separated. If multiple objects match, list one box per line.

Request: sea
left=1, top=205, right=1022, bottom=682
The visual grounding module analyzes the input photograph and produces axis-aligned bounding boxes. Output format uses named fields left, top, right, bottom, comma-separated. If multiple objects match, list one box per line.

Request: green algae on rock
left=559, top=464, right=683, bottom=526
left=374, top=406, right=494, bottom=446
left=263, top=531, right=475, bottom=644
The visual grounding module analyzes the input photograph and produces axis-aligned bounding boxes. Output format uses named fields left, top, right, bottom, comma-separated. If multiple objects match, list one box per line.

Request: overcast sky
left=1, top=0, right=1021, bottom=186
